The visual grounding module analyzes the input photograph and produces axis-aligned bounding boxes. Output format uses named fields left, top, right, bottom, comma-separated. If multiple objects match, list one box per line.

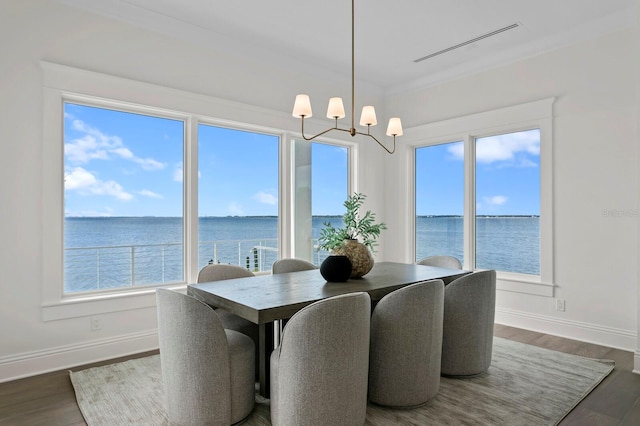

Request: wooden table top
left=187, top=261, right=470, bottom=324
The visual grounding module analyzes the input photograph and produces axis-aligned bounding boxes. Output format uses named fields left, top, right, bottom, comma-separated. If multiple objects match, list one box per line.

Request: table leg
left=258, top=322, right=275, bottom=398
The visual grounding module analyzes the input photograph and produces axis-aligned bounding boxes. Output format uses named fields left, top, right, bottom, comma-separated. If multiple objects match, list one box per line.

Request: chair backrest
left=442, top=269, right=496, bottom=376
left=156, top=289, right=231, bottom=424
left=417, top=255, right=462, bottom=269
left=271, top=292, right=371, bottom=426
left=369, top=279, right=444, bottom=407
left=197, top=263, right=255, bottom=282
left=272, top=258, right=317, bottom=274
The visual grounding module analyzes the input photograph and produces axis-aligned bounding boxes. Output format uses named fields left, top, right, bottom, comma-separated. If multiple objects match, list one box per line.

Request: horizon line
left=65, top=214, right=541, bottom=218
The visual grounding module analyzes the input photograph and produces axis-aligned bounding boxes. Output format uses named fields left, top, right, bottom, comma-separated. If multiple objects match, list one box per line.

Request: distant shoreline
left=65, top=215, right=540, bottom=219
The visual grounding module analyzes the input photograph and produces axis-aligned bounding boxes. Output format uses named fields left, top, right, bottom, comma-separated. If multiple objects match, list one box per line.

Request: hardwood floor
left=1, top=326, right=639, bottom=425
left=493, top=324, right=640, bottom=426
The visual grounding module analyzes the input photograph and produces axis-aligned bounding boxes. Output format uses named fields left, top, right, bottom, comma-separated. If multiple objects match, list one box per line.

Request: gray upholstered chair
left=271, top=258, right=317, bottom=274
left=198, top=263, right=255, bottom=281
left=270, top=292, right=371, bottom=426
left=271, top=258, right=318, bottom=339
left=417, top=255, right=463, bottom=269
left=197, top=264, right=259, bottom=378
left=368, top=279, right=444, bottom=407
left=441, top=269, right=497, bottom=376
left=156, top=289, right=255, bottom=425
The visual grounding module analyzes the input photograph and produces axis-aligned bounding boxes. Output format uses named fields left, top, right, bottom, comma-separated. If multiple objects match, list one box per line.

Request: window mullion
left=463, top=134, right=476, bottom=270
left=185, top=118, right=199, bottom=284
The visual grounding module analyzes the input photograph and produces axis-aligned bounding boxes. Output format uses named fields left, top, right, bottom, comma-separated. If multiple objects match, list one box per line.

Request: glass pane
left=311, top=142, right=348, bottom=265
left=198, top=125, right=279, bottom=273
left=475, top=129, right=540, bottom=274
left=415, top=141, right=464, bottom=262
left=64, top=103, right=184, bottom=293
left=292, top=140, right=349, bottom=265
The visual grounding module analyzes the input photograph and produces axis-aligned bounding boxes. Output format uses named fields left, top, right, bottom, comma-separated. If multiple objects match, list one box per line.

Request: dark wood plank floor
left=1, top=326, right=639, bottom=425
left=493, top=324, right=640, bottom=426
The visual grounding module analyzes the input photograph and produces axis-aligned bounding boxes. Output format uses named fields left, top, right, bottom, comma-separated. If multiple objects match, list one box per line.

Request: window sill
left=42, top=284, right=187, bottom=321
left=496, top=271, right=554, bottom=297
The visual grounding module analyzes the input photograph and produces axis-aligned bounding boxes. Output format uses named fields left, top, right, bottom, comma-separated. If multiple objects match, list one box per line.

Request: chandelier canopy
left=292, top=0, right=402, bottom=154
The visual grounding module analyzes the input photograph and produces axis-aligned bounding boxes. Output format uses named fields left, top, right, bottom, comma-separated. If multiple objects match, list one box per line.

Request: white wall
left=385, top=28, right=638, bottom=351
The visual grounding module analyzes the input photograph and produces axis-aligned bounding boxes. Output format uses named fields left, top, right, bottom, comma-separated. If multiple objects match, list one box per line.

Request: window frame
left=408, top=98, right=554, bottom=296
left=289, top=138, right=355, bottom=264
left=61, top=99, right=190, bottom=295
left=41, top=62, right=291, bottom=320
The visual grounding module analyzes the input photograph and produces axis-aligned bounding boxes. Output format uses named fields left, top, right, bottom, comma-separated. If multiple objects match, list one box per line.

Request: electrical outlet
left=555, top=299, right=566, bottom=312
left=91, top=317, right=101, bottom=331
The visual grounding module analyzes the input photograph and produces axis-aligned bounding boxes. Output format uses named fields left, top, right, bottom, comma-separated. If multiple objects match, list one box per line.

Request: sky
left=415, top=129, right=540, bottom=216
left=64, top=102, right=348, bottom=217
left=64, top=102, right=538, bottom=217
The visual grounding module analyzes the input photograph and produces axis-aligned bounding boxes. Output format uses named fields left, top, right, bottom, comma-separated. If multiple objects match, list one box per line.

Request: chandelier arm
left=300, top=117, right=351, bottom=141
left=354, top=130, right=397, bottom=154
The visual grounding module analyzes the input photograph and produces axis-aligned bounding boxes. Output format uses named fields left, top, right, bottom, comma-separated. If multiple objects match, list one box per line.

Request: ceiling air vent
left=413, top=22, right=521, bottom=63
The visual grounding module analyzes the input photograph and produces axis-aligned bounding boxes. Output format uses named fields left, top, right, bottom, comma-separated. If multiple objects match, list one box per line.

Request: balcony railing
left=64, top=239, right=331, bottom=294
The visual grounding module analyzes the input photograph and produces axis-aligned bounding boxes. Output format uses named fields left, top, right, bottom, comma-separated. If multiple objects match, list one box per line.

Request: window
left=415, top=141, right=464, bottom=262
left=292, top=140, right=351, bottom=264
left=61, top=107, right=283, bottom=295
left=63, top=103, right=185, bottom=294
left=416, top=130, right=542, bottom=275
left=198, top=124, right=280, bottom=272
left=475, top=130, right=540, bottom=275
left=42, top=63, right=296, bottom=319
left=311, top=142, right=350, bottom=264
left=410, top=98, right=553, bottom=293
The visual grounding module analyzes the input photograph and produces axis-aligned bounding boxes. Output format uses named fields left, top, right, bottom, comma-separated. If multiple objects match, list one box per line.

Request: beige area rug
left=70, top=337, right=614, bottom=425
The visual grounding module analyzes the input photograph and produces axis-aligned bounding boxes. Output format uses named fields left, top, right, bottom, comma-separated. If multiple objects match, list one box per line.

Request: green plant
left=318, top=193, right=387, bottom=252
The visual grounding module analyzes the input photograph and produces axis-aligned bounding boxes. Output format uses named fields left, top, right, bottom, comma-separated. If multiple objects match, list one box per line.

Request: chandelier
left=291, top=0, right=402, bottom=154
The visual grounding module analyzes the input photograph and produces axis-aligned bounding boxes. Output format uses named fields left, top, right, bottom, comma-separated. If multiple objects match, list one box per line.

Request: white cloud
left=477, top=132, right=539, bottom=164
left=111, top=147, right=134, bottom=159
left=64, top=136, right=109, bottom=163
left=447, top=131, right=539, bottom=166
left=447, top=142, right=464, bottom=160
left=65, top=167, right=133, bottom=201
left=483, top=195, right=507, bottom=206
left=65, top=209, right=114, bottom=218
left=138, top=189, right=163, bottom=199
left=173, top=163, right=183, bottom=182
left=228, top=202, right=244, bottom=215
left=65, top=119, right=166, bottom=170
left=133, top=157, right=165, bottom=171
left=254, top=191, right=277, bottom=205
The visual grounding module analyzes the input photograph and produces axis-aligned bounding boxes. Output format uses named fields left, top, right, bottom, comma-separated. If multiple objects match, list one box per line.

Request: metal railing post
left=130, top=246, right=135, bottom=287
left=96, top=248, right=100, bottom=289
left=161, top=245, right=165, bottom=283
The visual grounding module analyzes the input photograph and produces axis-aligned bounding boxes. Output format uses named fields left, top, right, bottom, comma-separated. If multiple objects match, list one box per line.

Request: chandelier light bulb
left=386, top=117, right=403, bottom=136
left=359, top=106, right=377, bottom=126
left=326, top=97, right=346, bottom=119
left=292, top=94, right=313, bottom=118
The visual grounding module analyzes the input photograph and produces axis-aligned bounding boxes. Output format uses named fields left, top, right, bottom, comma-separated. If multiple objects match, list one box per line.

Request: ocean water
left=415, top=216, right=540, bottom=275
left=64, top=216, right=539, bottom=293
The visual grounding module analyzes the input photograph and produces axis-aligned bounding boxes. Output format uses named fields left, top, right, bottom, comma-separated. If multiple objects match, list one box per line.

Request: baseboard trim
left=496, top=307, right=636, bottom=351
left=0, top=330, right=158, bottom=383
left=633, top=351, right=640, bottom=375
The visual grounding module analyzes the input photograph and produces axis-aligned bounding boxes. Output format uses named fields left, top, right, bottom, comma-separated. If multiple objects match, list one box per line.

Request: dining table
left=187, top=261, right=470, bottom=398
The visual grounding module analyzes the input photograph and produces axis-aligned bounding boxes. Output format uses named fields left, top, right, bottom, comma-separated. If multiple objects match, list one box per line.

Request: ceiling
left=58, top=0, right=635, bottom=94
